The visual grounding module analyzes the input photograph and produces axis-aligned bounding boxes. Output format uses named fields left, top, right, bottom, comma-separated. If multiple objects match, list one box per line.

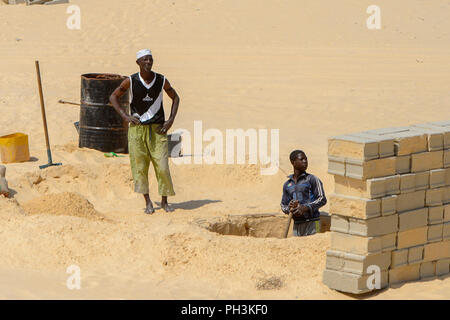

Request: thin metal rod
left=58, top=99, right=81, bottom=106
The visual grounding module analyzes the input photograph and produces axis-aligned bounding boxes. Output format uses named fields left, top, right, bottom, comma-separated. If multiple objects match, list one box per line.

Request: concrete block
left=330, top=231, right=396, bottom=255
left=423, top=240, right=450, bottom=262
left=348, top=214, right=398, bottom=237
left=410, top=127, right=444, bottom=151
left=326, top=250, right=391, bottom=275
left=420, top=261, right=436, bottom=279
left=330, top=215, right=349, bottom=233
left=328, top=135, right=379, bottom=161
left=444, top=222, right=450, bottom=240
left=428, top=120, right=450, bottom=127
left=6, top=0, right=27, bottom=4
left=444, top=149, right=450, bottom=168
left=345, top=157, right=396, bottom=180
left=408, top=245, right=424, bottom=264
left=381, top=195, right=397, bottom=216
left=334, top=175, right=385, bottom=199
left=430, top=120, right=450, bottom=127
left=397, top=226, right=428, bottom=249
left=378, top=139, right=396, bottom=158
left=396, top=190, right=425, bottom=213
left=429, top=169, right=446, bottom=189
left=328, top=156, right=346, bottom=176
left=398, top=207, right=428, bottom=231
left=426, top=131, right=444, bottom=152
left=442, top=134, right=450, bottom=151
left=325, top=250, right=344, bottom=271
left=415, top=171, right=430, bottom=191
left=444, top=204, right=450, bottom=222
left=425, top=188, right=443, bottom=207
left=323, top=269, right=388, bottom=294
left=444, top=168, right=450, bottom=186
left=389, top=131, right=428, bottom=156
left=414, top=123, right=450, bottom=149
left=389, top=264, right=420, bottom=285
left=329, top=194, right=381, bottom=219
left=428, top=206, right=444, bottom=225
left=343, top=252, right=391, bottom=275
left=411, top=151, right=443, bottom=173
left=436, top=259, right=450, bottom=276
left=443, top=186, right=450, bottom=204
left=396, top=155, right=411, bottom=174
left=385, top=175, right=401, bottom=195
left=353, top=132, right=395, bottom=158
left=391, top=249, right=408, bottom=268
left=380, top=233, right=398, bottom=253
left=364, top=127, right=410, bottom=136
left=399, top=173, right=415, bottom=193
left=427, top=224, right=443, bottom=243
left=330, top=232, right=370, bottom=255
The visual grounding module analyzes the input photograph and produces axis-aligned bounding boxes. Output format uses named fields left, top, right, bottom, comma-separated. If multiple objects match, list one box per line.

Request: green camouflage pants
left=128, top=124, right=175, bottom=196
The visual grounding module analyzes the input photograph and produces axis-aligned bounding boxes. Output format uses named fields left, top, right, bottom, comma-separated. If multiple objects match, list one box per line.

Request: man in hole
left=110, top=49, right=179, bottom=214
left=280, top=150, right=327, bottom=236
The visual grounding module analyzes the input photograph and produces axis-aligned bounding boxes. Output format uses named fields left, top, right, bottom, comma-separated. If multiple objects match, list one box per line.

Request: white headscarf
left=136, top=49, right=152, bottom=60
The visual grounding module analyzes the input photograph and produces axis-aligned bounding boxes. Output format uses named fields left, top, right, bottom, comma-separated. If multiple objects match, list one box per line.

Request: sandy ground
left=0, top=0, right=449, bottom=299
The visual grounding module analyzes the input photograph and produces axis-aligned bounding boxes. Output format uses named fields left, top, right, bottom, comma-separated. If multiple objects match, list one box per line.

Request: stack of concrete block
left=323, top=121, right=450, bottom=294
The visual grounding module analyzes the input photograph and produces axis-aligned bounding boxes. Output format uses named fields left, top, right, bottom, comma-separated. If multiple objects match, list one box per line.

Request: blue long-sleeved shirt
left=280, top=172, right=327, bottom=222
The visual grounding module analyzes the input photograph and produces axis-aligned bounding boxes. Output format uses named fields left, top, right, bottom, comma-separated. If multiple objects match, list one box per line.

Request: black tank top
left=129, top=72, right=165, bottom=124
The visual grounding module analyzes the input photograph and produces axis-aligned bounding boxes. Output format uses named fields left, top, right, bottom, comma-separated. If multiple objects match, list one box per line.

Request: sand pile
left=21, top=192, right=105, bottom=221
left=0, top=197, right=24, bottom=218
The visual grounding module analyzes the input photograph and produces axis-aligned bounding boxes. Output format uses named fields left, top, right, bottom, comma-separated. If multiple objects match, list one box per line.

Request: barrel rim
left=81, top=73, right=125, bottom=81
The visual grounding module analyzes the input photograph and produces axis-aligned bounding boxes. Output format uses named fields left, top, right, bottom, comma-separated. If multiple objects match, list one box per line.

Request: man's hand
left=289, top=200, right=299, bottom=210
left=289, top=200, right=299, bottom=216
left=291, top=204, right=309, bottom=217
left=124, top=114, right=141, bottom=125
left=158, top=118, right=174, bottom=134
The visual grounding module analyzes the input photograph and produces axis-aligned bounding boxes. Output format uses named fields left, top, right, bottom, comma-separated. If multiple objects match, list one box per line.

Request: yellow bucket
left=0, top=133, right=30, bottom=164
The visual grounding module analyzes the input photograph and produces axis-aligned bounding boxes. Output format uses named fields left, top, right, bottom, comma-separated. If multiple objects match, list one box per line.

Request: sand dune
left=0, top=0, right=449, bottom=299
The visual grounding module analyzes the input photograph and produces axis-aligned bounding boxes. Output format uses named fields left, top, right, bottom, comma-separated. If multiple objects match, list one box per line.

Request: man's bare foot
left=161, top=202, right=174, bottom=212
left=160, top=196, right=173, bottom=212
left=143, top=194, right=155, bottom=214
left=145, top=202, right=155, bottom=214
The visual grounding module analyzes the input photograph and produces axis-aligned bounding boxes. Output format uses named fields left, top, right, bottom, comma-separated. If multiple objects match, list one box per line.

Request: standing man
left=280, top=150, right=327, bottom=236
left=110, top=49, right=179, bottom=214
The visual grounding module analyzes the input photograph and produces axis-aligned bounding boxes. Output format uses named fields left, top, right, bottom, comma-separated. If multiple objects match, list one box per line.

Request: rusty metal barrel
left=79, top=73, right=129, bottom=153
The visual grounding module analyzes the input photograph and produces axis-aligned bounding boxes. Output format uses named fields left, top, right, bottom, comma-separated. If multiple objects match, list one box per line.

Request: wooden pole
left=35, top=60, right=62, bottom=169
left=35, top=61, right=51, bottom=152
left=283, top=211, right=293, bottom=238
left=284, top=193, right=297, bottom=238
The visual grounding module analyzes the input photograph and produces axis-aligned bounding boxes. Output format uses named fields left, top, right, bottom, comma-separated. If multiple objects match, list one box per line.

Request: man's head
left=136, top=49, right=153, bottom=73
left=290, top=150, right=308, bottom=172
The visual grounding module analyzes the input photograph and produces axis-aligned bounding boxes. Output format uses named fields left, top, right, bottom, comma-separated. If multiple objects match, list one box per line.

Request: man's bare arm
left=159, top=79, right=180, bottom=133
left=109, top=77, right=139, bottom=124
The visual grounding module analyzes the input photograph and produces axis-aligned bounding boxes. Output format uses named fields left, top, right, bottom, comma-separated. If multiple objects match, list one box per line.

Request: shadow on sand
left=155, top=199, right=222, bottom=210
